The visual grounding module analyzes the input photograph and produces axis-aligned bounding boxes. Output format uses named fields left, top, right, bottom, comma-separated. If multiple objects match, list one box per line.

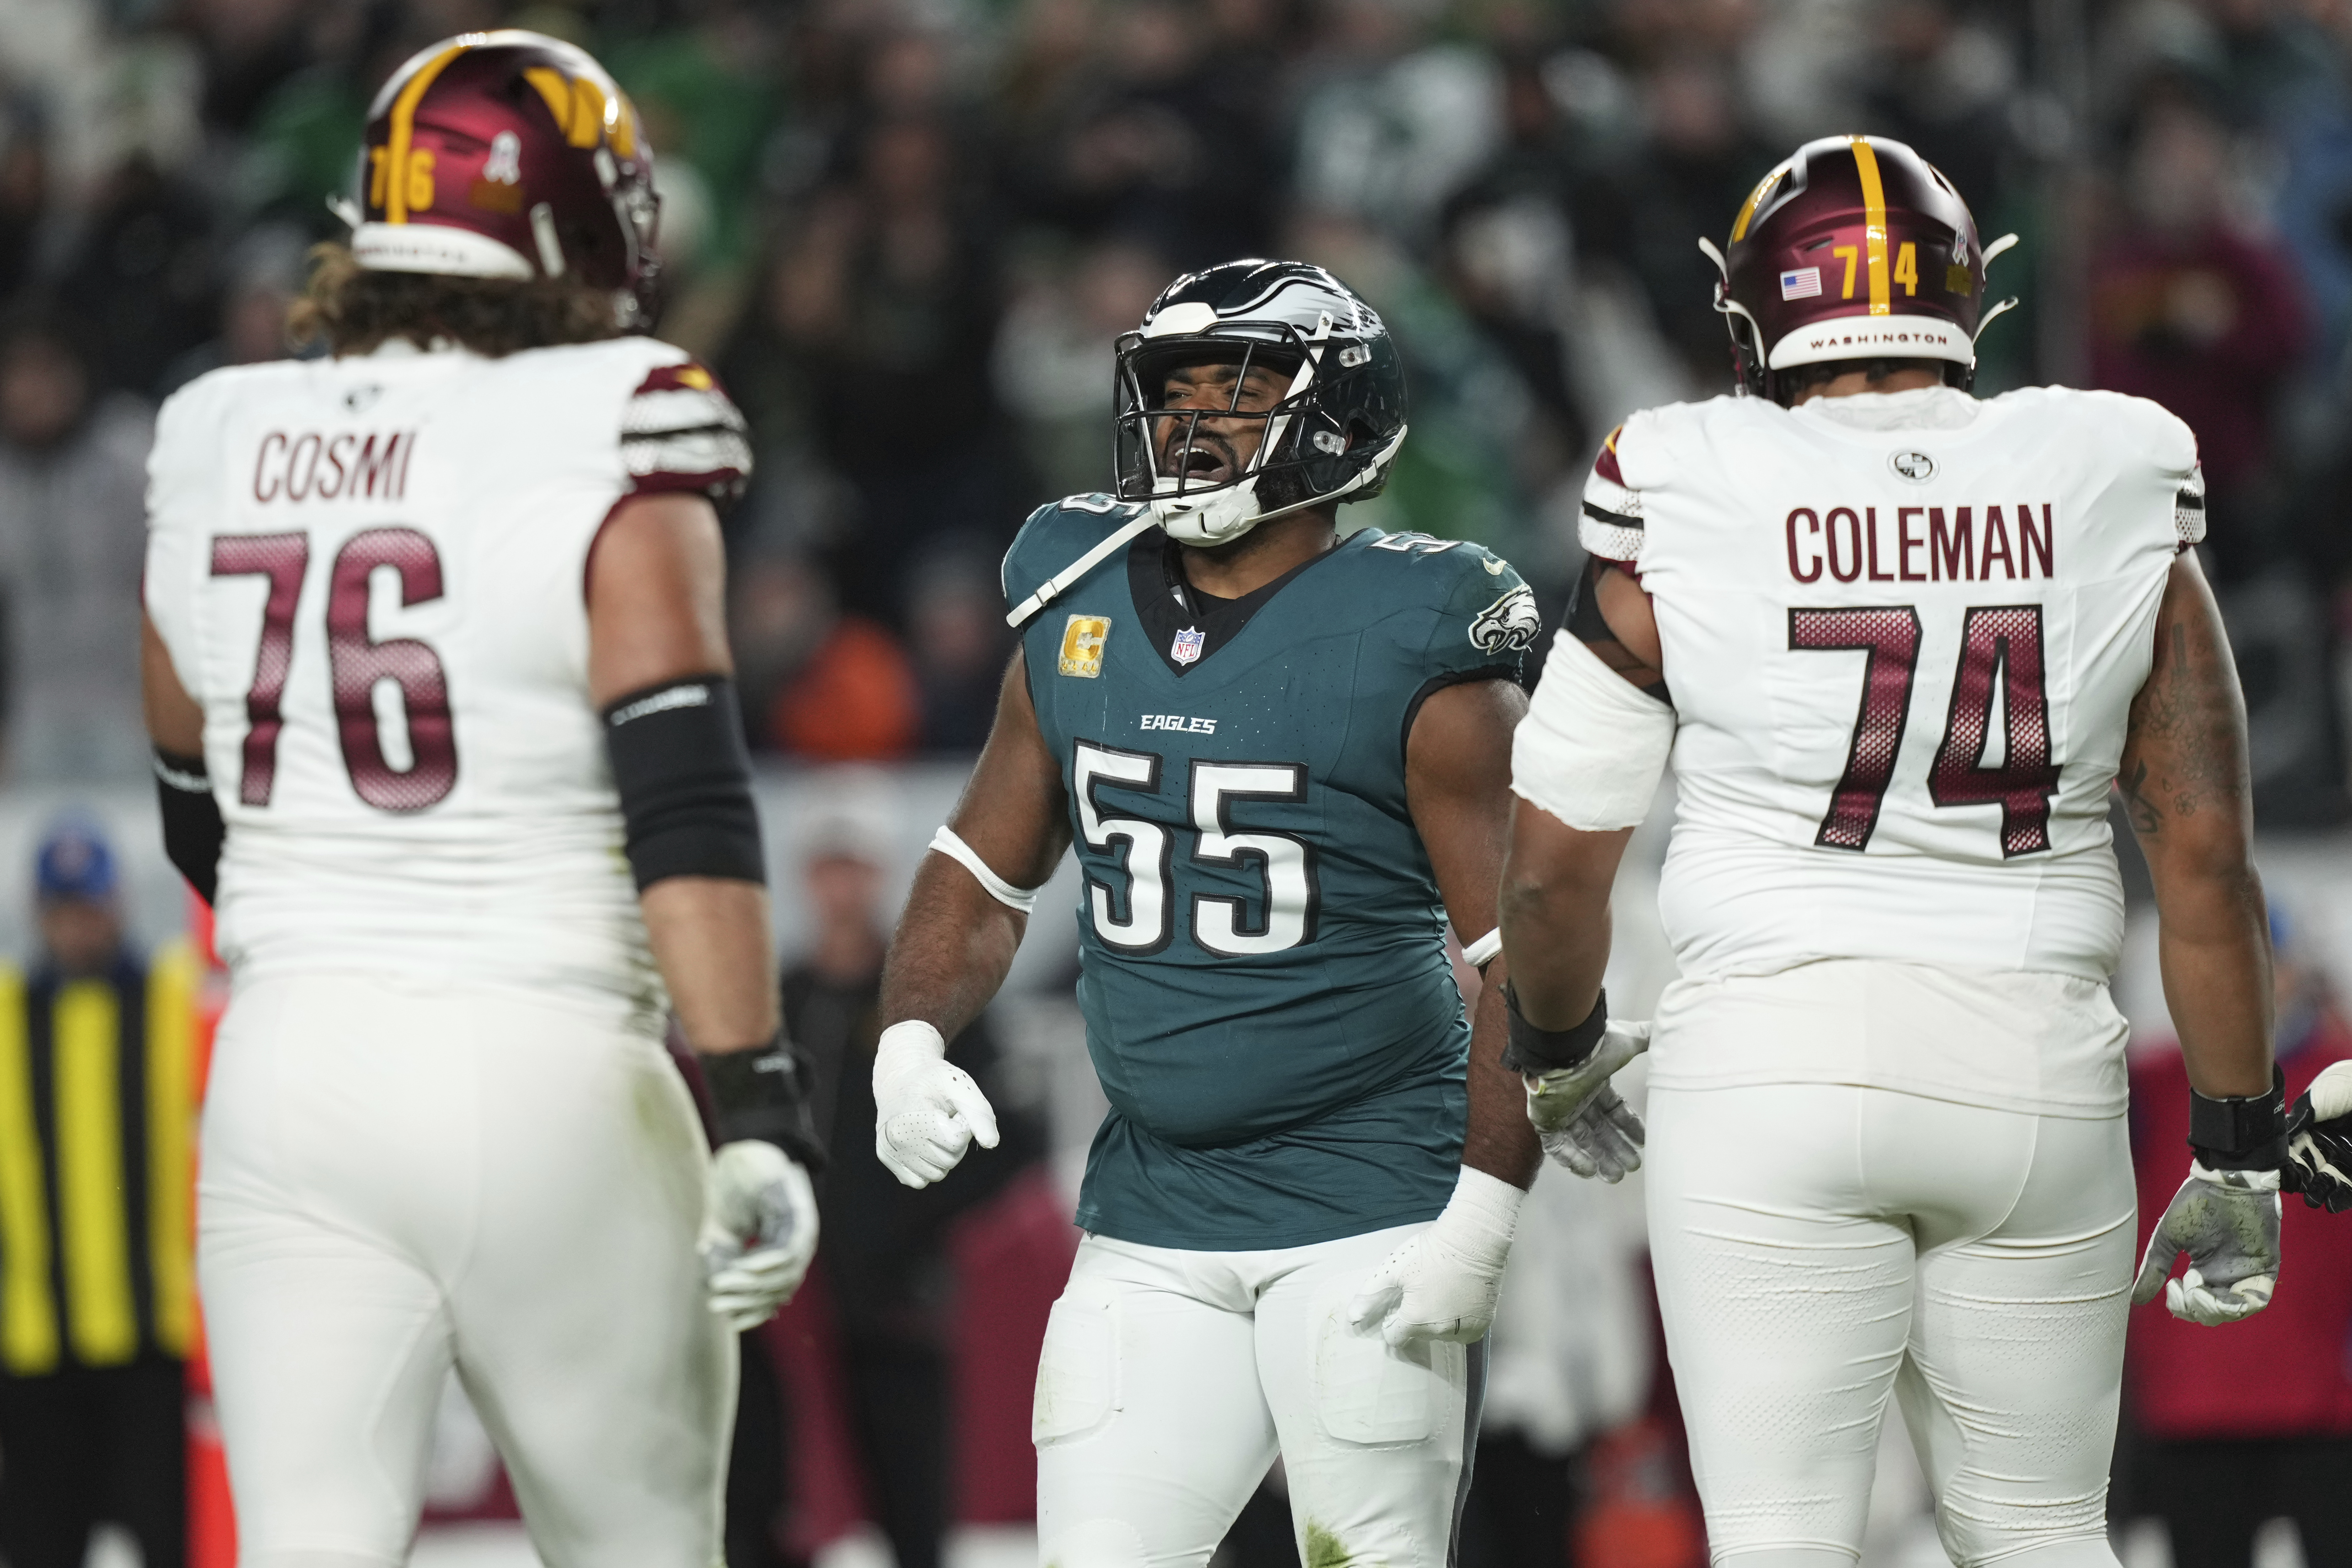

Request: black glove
left=2287, top=1061, right=2352, bottom=1213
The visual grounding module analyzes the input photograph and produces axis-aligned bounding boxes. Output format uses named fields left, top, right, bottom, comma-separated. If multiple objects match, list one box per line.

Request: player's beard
left=1251, top=462, right=1315, bottom=516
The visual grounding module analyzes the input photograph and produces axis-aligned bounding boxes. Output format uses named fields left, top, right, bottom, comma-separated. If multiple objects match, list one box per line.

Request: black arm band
left=1501, top=983, right=1609, bottom=1074
left=701, top=1033, right=827, bottom=1172
left=602, top=675, right=766, bottom=891
left=2189, top=1065, right=2287, bottom=1171
left=154, top=749, right=223, bottom=906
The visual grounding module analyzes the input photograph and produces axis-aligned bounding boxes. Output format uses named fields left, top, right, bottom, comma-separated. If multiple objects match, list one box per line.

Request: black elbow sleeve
left=154, top=750, right=224, bottom=907
left=602, top=675, right=767, bottom=891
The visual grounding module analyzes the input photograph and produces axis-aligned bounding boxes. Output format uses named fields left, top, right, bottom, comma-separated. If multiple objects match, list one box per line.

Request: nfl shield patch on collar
left=1171, top=626, right=1205, bottom=665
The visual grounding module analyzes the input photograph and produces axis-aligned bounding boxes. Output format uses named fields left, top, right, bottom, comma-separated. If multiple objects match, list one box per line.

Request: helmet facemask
left=1114, top=314, right=1396, bottom=547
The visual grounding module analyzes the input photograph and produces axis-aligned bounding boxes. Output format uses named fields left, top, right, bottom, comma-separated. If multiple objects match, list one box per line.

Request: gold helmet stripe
left=384, top=38, right=477, bottom=224
left=1848, top=135, right=1891, bottom=315
left=1729, top=166, right=1781, bottom=244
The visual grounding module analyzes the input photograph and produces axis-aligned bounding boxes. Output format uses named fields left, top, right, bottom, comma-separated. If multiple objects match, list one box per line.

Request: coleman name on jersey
left=1785, top=502, right=2054, bottom=585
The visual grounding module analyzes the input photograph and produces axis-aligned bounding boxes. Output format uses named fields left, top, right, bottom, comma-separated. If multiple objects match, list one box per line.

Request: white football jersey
left=1579, top=384, right=2199, bottom=992
left=144, top=337, right=751, bottom=1009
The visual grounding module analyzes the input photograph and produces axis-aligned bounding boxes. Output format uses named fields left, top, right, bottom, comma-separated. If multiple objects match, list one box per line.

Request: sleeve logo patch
left=1059, top=614, right=1111, bottom=677
left=1470, top=586, right=1540, bottom=653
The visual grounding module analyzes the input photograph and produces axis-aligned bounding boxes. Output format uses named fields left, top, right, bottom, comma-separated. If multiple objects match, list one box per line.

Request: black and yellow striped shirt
left=0, top=942, right=197, bottom=1374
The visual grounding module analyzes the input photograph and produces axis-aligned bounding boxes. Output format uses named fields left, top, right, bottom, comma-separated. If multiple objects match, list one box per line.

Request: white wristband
left=928, top=826, right=1041, bottom=914
left=1460, top=928, right=1502, bottom=969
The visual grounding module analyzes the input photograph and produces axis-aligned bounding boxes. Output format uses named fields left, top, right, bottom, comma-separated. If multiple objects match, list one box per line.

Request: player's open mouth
left=1173, top=444, right=1235, bottom=484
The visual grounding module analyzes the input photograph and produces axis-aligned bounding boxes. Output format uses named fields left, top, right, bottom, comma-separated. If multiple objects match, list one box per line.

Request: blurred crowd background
left=3, top=0, right=2352, bottom=1563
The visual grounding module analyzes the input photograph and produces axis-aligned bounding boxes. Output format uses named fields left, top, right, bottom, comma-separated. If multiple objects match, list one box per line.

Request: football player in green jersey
left=871, top=262, right=1635, bottom=1568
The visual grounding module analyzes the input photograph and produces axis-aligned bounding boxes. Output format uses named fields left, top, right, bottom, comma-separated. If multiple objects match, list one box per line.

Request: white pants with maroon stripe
left=196, top=973, right=731, bottom=1568
left=1647, top=1070, right=2135, bottom=1568
left=1033, top=1225, right=1482, bottom=1568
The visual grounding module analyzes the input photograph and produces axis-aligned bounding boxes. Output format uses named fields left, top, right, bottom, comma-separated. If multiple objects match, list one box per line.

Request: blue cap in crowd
left=36, top=817, right=117, bottom=903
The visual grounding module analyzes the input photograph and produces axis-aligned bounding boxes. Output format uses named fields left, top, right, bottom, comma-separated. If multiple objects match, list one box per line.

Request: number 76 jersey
left=144, top=338, right=750, bottom=1008
left=1578, top=384, right=2201, bottom=988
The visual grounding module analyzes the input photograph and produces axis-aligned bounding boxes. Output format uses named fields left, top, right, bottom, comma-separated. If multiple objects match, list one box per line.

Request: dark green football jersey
left=1004, top=494, right=1539, bottom=1250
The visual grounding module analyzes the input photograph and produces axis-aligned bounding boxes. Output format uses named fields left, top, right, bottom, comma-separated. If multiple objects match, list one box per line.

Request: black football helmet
left=1113, top=261, right=1408, bottom=544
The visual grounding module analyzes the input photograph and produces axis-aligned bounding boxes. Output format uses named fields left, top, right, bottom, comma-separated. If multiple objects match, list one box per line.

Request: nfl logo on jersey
left=1171, top=627, right=1206, bottom=665
left=1780, top=267, right=1823, bottom=300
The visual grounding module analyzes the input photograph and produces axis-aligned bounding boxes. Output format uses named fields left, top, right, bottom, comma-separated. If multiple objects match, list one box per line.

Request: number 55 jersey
left=143, top=339, right=751, bottom=1013
left=1005, top=500, right=1537, bottom=1251
left=1563, top=383, right=2201, bottom=1113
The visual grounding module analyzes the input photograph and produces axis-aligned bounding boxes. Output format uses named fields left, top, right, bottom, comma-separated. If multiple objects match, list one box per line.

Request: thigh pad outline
left=1312, top=1305, right=1464, bottom=1448
left=1033, top=1277, right=1122, bottom=1446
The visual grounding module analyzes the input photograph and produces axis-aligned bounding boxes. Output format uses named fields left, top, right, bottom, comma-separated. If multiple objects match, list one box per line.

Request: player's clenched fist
left=2133, top=1163, right=2282, bottom=1326
left=874, top=1020, right=1000, bottom=1188
left=701, top=1141, right=820, bottom=1332
left=1347, top=1169, right=1524, bottom=1347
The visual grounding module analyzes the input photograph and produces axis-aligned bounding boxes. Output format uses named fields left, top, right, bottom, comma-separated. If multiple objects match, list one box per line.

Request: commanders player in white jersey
left=1496, top=135, right=2287, bottom=1568
left=139, top=34, right=824, bottom=1568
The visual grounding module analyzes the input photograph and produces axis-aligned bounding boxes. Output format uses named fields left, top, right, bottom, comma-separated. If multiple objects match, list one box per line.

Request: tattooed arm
left=2117, top=552, right=2273, bottom=1098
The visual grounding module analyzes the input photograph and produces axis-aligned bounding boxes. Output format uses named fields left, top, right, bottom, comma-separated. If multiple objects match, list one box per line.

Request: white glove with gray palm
left=700, top=1141, right=820, bottom=1332
left=2132, top=1161, right=2282, bottom=1326
left=1522, top=1019, right=1651, bottom=1182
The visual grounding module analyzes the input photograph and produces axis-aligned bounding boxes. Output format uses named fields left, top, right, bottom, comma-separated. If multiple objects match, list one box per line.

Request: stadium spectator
left=1575, top=54, right=1779, bottom=391
left=991, top=234, right=1172, bottom=502
left=2089, top=87, right=2309, bottom=581
left=773, top=786, right=1039, bottom=1568
left=0, top=815, right=199, bottom=1568
left=1008, top=0, right=1281, bottom=267
left=906, top=547, right=1014, bottom=755
left=0, top=308, right=151, bottom=783
left=50, top=154, right=218, bottom=401
left=746, top=113, right=1013, bottom=628
left=2123, top=908, right=2352, bottom=1568
left=157, top=223, right=303, bottom=397
left=730, top=547, right=922, bottom=761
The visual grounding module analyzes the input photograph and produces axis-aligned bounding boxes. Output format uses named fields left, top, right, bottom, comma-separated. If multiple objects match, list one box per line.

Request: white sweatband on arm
left=928, top=826, right=1042, bottom=914
left=1511, top=629, right=1675, bottom=831
left=1460, top=927, right=1503, bottom=969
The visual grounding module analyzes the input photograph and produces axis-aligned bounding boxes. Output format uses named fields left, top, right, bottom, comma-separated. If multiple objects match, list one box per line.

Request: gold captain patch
left=1059, top=615, right=1111, bottom=678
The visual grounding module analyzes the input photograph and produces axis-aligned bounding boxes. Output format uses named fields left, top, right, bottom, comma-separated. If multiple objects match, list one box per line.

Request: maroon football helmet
left=1703, top=134, right=2017, bottom=403
left=348, top=31, right=661, bottom=328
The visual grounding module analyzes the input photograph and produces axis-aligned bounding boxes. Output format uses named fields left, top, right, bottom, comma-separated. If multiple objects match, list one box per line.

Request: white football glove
left=1345, top=1168, right=1524, bottom=1348
left=2132, top=1160, right=2282, bottom=1326
left=1523, top=1019, right=1651, bottom=1182
left=873, top=1019, right=999, bottom=1189
left=699, top=1140, right=820, bottom=1333
left=2287, top=1059, right=2352, bottom=1213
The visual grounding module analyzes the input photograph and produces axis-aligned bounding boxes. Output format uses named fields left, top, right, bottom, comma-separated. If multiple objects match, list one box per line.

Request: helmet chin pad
left=1151, top=475, right=1266, bottom=545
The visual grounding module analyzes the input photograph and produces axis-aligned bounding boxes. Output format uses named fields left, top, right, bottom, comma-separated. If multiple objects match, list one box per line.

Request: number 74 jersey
left=143, top=337, right=750, bottom=1008
left=1577, top=384, right=2202, bottom=987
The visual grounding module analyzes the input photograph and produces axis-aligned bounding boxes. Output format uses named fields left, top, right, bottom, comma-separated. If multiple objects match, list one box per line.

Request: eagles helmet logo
left=1470, top=586, right=1541, bottom=654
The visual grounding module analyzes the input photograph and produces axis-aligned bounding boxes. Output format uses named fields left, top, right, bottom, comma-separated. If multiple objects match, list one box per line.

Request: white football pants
left=197, top=975, right=733, bottom=1568
left=1034, top=1226, right=1482, bottom=1568
left=1647, top=1080, right=2134, bottom=1568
